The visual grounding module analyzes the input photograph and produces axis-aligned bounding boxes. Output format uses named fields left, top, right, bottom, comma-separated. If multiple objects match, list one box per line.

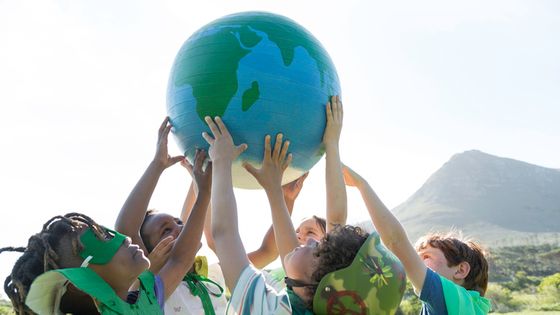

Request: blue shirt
left=419, top=268, right=447, bottom=315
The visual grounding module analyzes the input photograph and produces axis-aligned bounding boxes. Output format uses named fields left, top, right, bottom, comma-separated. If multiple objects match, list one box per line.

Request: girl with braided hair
left=2, top=212, right=155, bottom=314
left=1, top=124, right=212, bottom=314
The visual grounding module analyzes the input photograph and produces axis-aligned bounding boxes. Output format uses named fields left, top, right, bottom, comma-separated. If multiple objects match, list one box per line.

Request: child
left=114, top=117, right=227, bottom=315
left=203, top=96, right=405, bottom=314
left=1, top=210, right=202, bottom=314
left=1, top=119, right=212, bottom=314
left=341, top=164, right=492, bottom=314
left=260, top=94, right=348, bottom=293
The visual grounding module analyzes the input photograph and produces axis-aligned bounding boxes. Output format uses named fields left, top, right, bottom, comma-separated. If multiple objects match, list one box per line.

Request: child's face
left=142, top=213, right=184, bottom=251
left=296, top=218, right=324, bottom=245
left=89, top=236, right=150, bottom=285
left=283, top=238, right=319, bottom=296
left=417, top=245, right=457, bottom=281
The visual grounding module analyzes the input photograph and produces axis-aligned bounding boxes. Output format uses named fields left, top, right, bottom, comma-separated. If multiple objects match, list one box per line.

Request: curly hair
left=415, top=232, right=489, bottom=296
left=300, top=225, right=369, bottom=308
left=1, top=213, right=107, bottom=314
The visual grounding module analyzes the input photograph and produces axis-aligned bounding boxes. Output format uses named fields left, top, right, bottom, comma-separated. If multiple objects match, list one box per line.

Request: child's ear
left=453, top=261, right=471, bottom=281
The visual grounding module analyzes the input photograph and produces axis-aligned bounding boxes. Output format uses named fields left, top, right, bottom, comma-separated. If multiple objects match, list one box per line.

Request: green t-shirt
left=440, top=274, right=492, bottom=315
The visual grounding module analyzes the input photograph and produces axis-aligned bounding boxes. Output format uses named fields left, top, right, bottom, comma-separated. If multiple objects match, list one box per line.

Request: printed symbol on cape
left=326, top=289, right=366, bottom=315
left=361, top=255, right=393, bottom=288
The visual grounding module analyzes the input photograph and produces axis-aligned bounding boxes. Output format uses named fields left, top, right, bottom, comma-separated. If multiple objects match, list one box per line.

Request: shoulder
left=419, top=269, right=447, bottom=314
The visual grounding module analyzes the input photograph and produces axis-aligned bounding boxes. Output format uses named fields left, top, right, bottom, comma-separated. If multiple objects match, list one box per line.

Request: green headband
left=312, top=232, right=406, bottom=315
left=79, top=227, right=126, bottom=265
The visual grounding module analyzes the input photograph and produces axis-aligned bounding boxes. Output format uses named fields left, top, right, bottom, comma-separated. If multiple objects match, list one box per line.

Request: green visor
left=312, top=232, right=407, bottom=315
left=79, top=227, right=126, bottom=265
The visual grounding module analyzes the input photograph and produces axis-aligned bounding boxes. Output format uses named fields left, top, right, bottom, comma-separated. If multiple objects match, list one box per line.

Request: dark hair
left=312, top=215, right=327, bottom=235
left=303, top=225, right=368, bottom=307
left=1, top=213, right=106, bottom=314
left=415, top=232, right=489, bottom=296
left=139, top=209, right=158, bottom=253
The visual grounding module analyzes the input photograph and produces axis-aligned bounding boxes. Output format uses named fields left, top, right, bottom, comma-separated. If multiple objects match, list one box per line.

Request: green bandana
left=312, top=232, right=406, bottom=314
left=439, top=275, right=492, bottom=315
left=79, top=227, right=126, bottom=265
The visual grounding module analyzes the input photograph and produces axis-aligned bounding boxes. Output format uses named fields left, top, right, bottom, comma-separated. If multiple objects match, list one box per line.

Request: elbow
left=381, top=232, right=410, bottom=254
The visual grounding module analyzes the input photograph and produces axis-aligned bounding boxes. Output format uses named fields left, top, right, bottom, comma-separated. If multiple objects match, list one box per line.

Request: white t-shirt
left=164, top=246, right=228, bottom=314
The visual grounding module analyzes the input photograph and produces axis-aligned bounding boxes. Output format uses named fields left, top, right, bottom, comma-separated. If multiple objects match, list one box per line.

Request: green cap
left=312, top=232, right=406, bottom=315
left=79, top=227, right=126, bottom=265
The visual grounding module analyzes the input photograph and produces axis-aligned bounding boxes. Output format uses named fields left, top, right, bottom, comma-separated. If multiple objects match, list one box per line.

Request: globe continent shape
left=167, top=11, right=340, bottom=188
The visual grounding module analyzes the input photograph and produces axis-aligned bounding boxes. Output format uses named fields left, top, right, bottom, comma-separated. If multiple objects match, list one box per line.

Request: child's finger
left=214, top=117, right=231, bottom=138
left=235, top=143, right=248, bottom=157
left=202, top=132, right=215, bottom=145
left=152, top=236, right=174, bottom=254
left=162, top=124, right=173, bottom=140
left=273, top=134, right=283, bottom=160
left=243, top=162, right=259, bottom=179
left=204, top=116, right=221, bottom=137
left=283, top=153, right=293, bottom=170
left=169, top=155, right=185, bottom=166
left=326, top=100, right=332, bottom=120
left=337, top=97, right=343, bottom=121
left=263, top=135, right=272, bottom=160
left=159, top=117, right=170, bottom=137
left=279, top=139, right=290, bottom=162
left=204, top=161, right=213, bottom=174
left=194, top=149, right=206, bottom=170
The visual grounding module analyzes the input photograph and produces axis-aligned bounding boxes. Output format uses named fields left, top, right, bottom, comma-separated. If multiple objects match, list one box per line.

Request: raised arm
left=323, top=96, right=347, bottom=231
left=158, top=149, right=212, bottom=299
left=342, top=165, right=427, bottom=291
left=115, top=117, right=184, bottom=253
left=202, top=116, right=249, bottom=290
left=244, top=134, right=298, bottom=267
left=179, top=161, right=216, bottom=252
left=247, top=173, right=307, bottom=269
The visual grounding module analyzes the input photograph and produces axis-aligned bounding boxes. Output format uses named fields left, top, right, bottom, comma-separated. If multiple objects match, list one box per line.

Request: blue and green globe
left=167, top=11, right=340, bottom=188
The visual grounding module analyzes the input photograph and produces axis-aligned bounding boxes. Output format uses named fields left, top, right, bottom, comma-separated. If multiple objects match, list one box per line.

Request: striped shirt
left=227, top=265, right=292, bottom=315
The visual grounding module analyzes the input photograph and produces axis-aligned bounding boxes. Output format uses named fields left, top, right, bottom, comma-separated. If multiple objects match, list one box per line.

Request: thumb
left=243, top=162, right=259, bottom=178
left=169, top=155, right=185, bottom=166
left=235, top=143, right=248, bottom=156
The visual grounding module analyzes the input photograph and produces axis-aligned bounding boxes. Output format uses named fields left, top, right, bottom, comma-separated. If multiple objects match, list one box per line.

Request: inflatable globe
left=167, top=11, right=340, bottom=188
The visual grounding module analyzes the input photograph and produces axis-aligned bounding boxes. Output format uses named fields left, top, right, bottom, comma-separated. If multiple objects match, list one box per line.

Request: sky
left=1, top=0, right=559, bottom=299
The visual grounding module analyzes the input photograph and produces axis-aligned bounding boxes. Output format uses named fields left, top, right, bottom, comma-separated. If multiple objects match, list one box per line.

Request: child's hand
left=243, top=134, right=292, bottom=191
left=282, top=172, right=309, bottom=201
left=202, top=116, right=247, bottom=163
left=154, top=117, right=185, bottom=169
left=322, top=95, right=343, bottom=147
left=342, top=164, right=364, bottom=187
left=185, top=149, right=212, bottom=194
left=148, top=236, right=175, bottom=274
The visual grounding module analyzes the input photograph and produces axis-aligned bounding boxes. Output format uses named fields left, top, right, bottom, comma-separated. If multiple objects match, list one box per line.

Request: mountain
left=391, top=150, right=560, bottom=246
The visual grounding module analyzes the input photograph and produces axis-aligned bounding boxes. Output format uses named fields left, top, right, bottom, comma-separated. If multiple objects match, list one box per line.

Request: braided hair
left=1, top=212, right=107, bottom=314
